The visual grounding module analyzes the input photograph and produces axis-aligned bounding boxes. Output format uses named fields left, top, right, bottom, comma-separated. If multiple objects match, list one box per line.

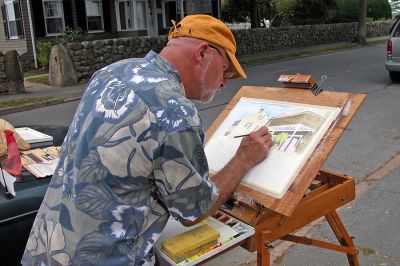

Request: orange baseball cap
left=168, top=14, right=247, bottom=79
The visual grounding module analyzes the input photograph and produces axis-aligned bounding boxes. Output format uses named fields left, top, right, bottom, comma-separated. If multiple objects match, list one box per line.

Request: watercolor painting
left=205, top=97, right=341, bottom=199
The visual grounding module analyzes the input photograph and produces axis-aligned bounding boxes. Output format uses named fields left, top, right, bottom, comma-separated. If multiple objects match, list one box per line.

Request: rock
left=0, top=84, right=7, bottom=93
left=93, top=40, right=104, bottom=49
left=49, top=44, right=78, bottom=87
left=82, top=41, right=93, bottom=49
left=66, top=43, right=82, bottom=50
left=4, top=50, right=25, bottom=94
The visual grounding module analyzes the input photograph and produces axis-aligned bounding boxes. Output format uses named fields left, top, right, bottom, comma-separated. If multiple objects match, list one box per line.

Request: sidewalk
left=0, top=36, right=388, bottom=115
left=0, top=80, right=86, bottom=115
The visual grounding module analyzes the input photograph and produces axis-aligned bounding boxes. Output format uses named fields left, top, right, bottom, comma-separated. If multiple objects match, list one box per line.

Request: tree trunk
left=355, top=0, right=368, bottom=45
left=250, top=0, right=260, bottom=28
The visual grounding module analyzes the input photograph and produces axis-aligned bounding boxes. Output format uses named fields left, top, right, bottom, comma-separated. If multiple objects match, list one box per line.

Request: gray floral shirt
left=22, top=51, right=218, bottom=266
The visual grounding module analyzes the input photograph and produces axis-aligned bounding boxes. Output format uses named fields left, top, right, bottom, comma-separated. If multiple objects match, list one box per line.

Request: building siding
left=0, top=0, right=29, bottom=54
left=21, top=0, right=33, bottom=53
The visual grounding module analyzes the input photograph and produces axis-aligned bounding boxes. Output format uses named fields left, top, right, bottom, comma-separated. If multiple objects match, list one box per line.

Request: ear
left=194, top=42, right=209, bottom=64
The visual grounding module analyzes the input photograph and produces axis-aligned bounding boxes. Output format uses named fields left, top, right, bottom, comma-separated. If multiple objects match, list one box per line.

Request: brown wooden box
left=221, top=169, right=355, bottom=252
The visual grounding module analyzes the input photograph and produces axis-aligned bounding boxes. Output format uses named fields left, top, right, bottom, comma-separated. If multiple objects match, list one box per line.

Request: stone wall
left=233, top=21, right=392, bottom=55
left=0, top=52, right=7, bottom=93
left=19, top=52, right=35, bottom=71
left=61, top=21, right=392, bottom=81
left=66, top=36, right=168, bottom=80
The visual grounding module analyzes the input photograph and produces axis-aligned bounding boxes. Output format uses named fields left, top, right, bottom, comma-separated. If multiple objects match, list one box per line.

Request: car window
left=390, top=18, right=400, bottom=36
left=393, top=21, right=400, bottom=37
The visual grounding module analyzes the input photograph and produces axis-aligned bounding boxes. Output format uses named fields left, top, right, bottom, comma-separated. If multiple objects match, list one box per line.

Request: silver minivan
left=386, top=18, right=400, bottom=81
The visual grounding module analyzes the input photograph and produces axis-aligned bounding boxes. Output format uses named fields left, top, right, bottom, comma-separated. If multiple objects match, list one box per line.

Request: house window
left=1, top=0, right=23, bottom=39
left=163, top=0, right=186, bottom=28
left=85, top=0, right=103, bottom=32
left=115, top=0, right=147, bottom=31
left=42, top=0, right=64, bottom=35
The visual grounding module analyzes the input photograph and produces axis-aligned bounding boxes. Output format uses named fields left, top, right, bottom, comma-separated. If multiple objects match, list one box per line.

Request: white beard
left=196, top=53, right=221, bottom=104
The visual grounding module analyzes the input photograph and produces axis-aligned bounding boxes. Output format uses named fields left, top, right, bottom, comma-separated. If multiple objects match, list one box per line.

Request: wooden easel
left=206, top=86, right=366, bottom=266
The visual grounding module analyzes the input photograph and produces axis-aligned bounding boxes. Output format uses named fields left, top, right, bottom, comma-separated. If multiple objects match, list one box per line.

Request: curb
left=0, top=96, right=82, bottom=115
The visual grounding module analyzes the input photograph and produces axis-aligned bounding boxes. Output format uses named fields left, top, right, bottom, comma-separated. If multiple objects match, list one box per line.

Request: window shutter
left=1, top=4, right=9, bottom=39
left=14, top=0, right=23, bottom=37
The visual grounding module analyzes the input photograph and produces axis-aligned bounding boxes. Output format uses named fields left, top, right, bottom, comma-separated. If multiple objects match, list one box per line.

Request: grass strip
left=0, top=96, right=59, bottom=108
left=24, top=69, right=48, bottom=77
left=26, top=75, right=49, bottom=85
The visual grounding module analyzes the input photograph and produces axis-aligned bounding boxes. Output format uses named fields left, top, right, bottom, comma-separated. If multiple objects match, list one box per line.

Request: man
left=22, top=15, right=272, bottom=265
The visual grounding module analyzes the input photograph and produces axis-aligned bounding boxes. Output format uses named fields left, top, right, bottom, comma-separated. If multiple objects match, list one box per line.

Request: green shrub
left=290, top=0, right=338, bottom=25
left=36, top=41, right=53, bottom=69
left=35, top=27, right=93, bottom=69
left=334, top=0, right=392, bottom=22
left=56, top=26, right=93, bottom=45
left=368, top=0, right=392, bottom=20
left=366, top=17, right=375, bottom=23
left=334, top=0, right=358, bottom=23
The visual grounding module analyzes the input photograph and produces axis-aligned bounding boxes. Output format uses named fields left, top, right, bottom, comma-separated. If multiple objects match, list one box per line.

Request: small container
left=2, top=130, right=22, bottom=176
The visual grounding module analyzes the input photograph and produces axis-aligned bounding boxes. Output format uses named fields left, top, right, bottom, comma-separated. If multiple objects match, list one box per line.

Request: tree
left=270, top=0, right=338, bottom=26
left=335, top=0, right=359, bottom=22
left=290, top=0, right=338, bottom=25
left=221, top=0, right=250, bottom=23
left=250, top=0, right=260, bottom=28
left=249, top=0, right=278, bottom=28
left=335, top=0, right=391, bottom=22
left=221, top=0, right=278, bottom=28
left=368, top=0, right=392, bottom=19
left=389, top=0, right=400, bottom=17
left=270, top=0, right=296, bottom=26
left=355, top=0, right=368, bottom=45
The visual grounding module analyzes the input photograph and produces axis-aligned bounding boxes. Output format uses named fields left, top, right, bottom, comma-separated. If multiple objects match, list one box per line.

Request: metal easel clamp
left=310, top=75, right=327, bottom=96
left=253, top=200, right=267, bottom=217
left=264, top=242, right=274, bottom=249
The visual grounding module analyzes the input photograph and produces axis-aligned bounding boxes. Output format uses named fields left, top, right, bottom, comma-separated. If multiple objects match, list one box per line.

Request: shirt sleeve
left=153, top=128, right=219, bottom=223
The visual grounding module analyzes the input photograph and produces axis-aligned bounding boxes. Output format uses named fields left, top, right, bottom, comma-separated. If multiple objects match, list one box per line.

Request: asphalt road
left=4, top=43, right=400, bottom=265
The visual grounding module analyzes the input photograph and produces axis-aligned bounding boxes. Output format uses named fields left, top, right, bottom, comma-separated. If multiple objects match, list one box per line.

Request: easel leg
left=257, top=231, right=271, bottom=266
left=325, top=210, right=359, bottom=266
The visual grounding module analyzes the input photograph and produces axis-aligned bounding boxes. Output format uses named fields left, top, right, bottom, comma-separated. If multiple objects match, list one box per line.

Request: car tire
left=389, top=71, right=400, bottom=82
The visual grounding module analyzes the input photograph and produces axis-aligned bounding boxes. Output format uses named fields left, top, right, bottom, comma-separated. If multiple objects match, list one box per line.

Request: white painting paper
left=205, top=97, right=341, bottom=199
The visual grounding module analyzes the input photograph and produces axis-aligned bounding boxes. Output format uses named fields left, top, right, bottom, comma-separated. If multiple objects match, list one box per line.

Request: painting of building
left=268, top=111, right=325, bottom=153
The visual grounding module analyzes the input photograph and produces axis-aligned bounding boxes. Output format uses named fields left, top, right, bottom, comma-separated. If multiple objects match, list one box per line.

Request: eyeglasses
left=208, top=44, right=236, bottom=79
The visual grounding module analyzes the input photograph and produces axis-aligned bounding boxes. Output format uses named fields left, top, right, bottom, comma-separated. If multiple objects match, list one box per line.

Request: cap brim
left=226, top=50, right=247, bottom=79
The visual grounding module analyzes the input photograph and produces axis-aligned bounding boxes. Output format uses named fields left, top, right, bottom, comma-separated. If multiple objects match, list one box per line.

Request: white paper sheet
left=205, top=97, right=341, bottom=199
left=0, top=168, right=16, bottom=196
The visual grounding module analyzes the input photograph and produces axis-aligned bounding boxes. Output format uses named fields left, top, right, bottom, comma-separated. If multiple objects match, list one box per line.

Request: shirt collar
left=144, top=51, right=185, bottom=95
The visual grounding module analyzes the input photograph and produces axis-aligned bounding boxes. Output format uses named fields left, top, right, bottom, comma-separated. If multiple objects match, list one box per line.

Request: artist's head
left=160, top=14, right=247, bottom=104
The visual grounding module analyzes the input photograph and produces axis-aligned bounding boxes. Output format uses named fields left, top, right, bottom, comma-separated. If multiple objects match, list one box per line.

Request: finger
left=261, top=128, right=272, bottom=139
left=252, top=126, right=268, bottom=137
left=267, top=139, right=273, bottom=147
left=259, top=131, right=272, bottom=143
